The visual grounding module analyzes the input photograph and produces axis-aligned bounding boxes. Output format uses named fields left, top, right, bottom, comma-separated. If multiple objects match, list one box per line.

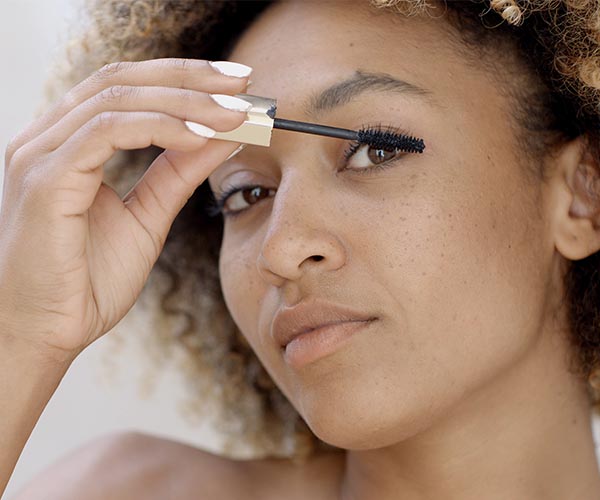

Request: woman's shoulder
left=10, top=430, right=252, bottom=500
left=10, top=431, right=344, bottom=500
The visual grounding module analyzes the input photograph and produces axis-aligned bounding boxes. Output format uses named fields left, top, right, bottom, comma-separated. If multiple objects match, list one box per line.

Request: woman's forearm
left=0, top=334, right=70, bottom=497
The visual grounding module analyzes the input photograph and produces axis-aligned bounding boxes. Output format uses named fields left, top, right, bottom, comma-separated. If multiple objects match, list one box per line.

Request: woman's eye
left=345, top=143, right=404, bottom=170
left=216, top=140, right=407, bottom=217
left=222, top=186, right=275, bottom=213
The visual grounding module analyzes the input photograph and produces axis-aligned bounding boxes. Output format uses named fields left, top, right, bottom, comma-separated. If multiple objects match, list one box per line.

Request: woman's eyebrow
left=303, top=70, right=441, bottom=118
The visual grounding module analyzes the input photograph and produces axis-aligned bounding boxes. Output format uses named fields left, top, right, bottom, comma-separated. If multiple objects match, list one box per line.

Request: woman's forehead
left=226, top=1, right=505, bottom=127
left=228, top=1, right=449, bottom=71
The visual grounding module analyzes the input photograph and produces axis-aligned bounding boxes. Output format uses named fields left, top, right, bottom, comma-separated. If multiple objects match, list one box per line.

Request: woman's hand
left=0, top=58, right=251, bottom=364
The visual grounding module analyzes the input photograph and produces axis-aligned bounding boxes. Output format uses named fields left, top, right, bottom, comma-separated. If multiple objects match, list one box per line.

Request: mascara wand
left=273, top=118, right=426, bottom=153
left=208, top=93, right=426, bottom=153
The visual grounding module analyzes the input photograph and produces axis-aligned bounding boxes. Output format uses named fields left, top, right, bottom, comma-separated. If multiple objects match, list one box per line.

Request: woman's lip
left=285, top=319, right=361, bottom=347
left=272, top=300, right=378, bottom=349
left=283, top=319, right=377, bottom=369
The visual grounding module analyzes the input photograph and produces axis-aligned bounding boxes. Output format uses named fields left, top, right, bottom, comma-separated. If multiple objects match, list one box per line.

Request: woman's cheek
left=219, top=231, right=263, bottom=341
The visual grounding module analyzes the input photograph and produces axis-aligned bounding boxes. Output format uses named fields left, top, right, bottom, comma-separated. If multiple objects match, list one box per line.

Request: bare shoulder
left=10, top=430, right=345, bottom=500
left=9, top=430, right=249, bottom=500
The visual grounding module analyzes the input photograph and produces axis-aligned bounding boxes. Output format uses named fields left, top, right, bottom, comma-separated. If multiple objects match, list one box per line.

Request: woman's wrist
left=0, top=327, right=72, bottom=497
left=1, top=327, right=76, bottom=372
left=0, top=298, right=80, bottom=370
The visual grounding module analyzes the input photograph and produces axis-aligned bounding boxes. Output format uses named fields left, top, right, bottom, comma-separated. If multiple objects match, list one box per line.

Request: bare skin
left=3, top=1, right=600, bottom=499
left=10, top=431, right=344, bottom=500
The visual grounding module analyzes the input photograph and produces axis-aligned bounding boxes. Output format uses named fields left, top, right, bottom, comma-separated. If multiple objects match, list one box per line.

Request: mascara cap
left=212, top=93, right=277, bottom=147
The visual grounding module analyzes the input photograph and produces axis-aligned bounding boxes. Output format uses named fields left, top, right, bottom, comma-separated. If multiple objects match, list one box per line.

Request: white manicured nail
left=208, top=61, right=253, bottom=78
left=210, top=94, right=253, bottom=112
left=184, top=121, right=216, bottom=138
left=225, top=144, right=246, bottom=161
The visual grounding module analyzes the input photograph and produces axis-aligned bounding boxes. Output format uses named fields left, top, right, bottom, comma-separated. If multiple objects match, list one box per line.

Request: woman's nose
left=256, top=176, right=347, bottom=285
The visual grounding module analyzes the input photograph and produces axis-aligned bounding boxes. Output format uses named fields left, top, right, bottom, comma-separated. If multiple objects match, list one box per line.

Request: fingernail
left=184, top=121, right=216, bottom=138
left=247, top=79, right=253, bottom=88
left=208, top=61, right=253, bottom=78
left=225, top=144, right=246, bottom=161
left=209, top=94, right=253, bottom=112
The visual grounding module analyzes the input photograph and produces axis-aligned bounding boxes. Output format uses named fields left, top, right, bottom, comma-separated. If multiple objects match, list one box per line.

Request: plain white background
left=0, top=1, right=227, bottom=497
left=2, top=1, right=600, bottom=498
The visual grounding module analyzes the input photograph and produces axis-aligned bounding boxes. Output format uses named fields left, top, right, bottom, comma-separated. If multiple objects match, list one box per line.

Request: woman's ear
left=548, top=135, right=600, bottom=261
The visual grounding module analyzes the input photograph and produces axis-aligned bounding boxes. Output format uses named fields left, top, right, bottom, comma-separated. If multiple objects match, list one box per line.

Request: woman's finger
left=18, top=111, right=222, bottom=218
left=5, top=59, right=251, bottom=164
left=121, top=139, right=241, bottom=247
left=15, top=87, right=251, bottom=159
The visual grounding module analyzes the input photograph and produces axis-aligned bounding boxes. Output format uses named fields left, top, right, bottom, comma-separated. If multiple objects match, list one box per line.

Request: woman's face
left=207, top=0, right=559, bottom=449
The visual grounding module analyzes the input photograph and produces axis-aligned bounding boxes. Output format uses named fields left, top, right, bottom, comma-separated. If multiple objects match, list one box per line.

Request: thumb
left=121, top=139, right=240, bottom=241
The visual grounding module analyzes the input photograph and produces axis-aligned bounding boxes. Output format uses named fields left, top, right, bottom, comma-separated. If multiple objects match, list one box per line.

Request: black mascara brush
left=272, top=117, right=425, bottom=153
left=204, top=93, right=426, bottom=154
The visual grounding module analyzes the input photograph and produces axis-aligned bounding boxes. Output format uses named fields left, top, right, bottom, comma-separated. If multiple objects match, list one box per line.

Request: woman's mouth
left=283, top=319, right=377, bottom=369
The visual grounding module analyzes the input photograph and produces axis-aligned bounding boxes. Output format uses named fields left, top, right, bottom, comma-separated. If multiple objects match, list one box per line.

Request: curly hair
left=40, top=0, right=600, bottom=463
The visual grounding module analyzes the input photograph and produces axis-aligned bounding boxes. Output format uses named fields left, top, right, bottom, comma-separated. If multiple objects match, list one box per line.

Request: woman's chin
left=300, top=396, right=445, bottom=451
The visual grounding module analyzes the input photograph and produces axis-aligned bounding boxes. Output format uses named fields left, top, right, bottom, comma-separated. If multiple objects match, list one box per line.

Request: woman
left=2, top=0, right=600, bottom=498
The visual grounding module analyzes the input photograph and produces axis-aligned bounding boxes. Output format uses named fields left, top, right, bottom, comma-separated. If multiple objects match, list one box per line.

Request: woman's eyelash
left=342, top=123, right=424, bottom=171
left=205, top=124, right=425, bottom=219
left=352, top=123, right=425, bottom=155
left=205, top=182, right=265, bottom=218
